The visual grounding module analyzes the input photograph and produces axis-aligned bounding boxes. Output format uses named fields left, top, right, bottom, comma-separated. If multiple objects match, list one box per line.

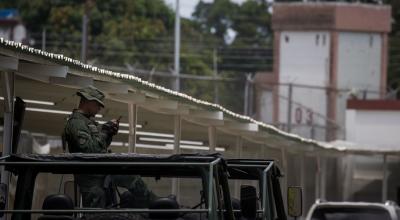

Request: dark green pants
left=76, top=174, right=156, bottom=208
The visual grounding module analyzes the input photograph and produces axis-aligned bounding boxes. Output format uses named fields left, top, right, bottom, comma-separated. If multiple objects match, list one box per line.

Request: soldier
left=62, top=86, right=118, bottom=208
left=63, top=86, right=156, bottom=208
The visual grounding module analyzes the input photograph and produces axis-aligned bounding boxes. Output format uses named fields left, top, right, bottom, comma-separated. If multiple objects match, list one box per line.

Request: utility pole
left=244, top=74, right=250, bottom=115
left=173, top=0, right=181, bottom=91
left=41, top=27, right=46, bottom=51
left=81, top=0, right=91, bottom=63
left=213, top=48, right=219, bottom=103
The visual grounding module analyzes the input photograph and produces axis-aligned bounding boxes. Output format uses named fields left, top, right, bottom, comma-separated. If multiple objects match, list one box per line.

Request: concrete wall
left=336, top=32, right=382, bottom=139
left=345, top=107, right=400, bottom=202
left=345, top=109, right=400, bottom=147
left=258, top=89, right=274, bottom=123
left=278, top=31, right=330, bottom=140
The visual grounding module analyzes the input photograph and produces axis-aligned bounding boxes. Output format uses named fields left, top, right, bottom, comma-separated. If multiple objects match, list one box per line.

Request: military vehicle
left=227, top=159, right=287, bottom=220
left=0, top=153, right=249, bottom=220
left=0, top=97, right=298, bottom=220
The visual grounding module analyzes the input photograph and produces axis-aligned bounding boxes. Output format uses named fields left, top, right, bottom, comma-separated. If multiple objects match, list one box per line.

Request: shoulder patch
left=78, top=131, right=90, bottom=146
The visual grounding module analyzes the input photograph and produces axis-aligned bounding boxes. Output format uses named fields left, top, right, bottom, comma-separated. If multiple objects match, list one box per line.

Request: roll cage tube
left=218, top=164, right=234, bottom=220
left=12, top=168, right=38, bottom=220
left=271, top=166, right=286, bottom=220
left=259, top=162, right=287, bottom=220
left=261, top=162, right=274, bottom=220
left=6, top=156, right=226, bottom=220
left=208, top=158, right=217, bottom=220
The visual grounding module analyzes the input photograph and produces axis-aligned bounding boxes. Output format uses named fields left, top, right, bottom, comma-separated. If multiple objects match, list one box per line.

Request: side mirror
left=240, top=185, right=257, bottom=220
left=287, top=186, right=302, bottom=218
left=0, top=183, right=7, bottom=216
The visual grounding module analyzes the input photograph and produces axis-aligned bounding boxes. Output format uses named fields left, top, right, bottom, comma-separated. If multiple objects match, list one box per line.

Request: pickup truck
left=306, top=200, right=400, bottom=220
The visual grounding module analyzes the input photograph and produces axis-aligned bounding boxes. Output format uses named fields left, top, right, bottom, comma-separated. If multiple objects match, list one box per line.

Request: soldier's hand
left=102, top=119, right=119, bottom=136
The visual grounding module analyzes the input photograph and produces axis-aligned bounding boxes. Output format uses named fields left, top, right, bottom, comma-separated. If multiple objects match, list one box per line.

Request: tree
left=192, top=0, right=273, bottom=73
left=192, top=0, right=238, bottom=43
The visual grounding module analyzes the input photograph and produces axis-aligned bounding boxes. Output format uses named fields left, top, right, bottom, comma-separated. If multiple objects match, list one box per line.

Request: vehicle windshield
left=311, top=206, right=392, bottom=220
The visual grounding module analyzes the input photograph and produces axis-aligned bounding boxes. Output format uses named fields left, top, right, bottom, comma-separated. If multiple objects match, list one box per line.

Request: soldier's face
left=87, top=100, right=102, bottom=116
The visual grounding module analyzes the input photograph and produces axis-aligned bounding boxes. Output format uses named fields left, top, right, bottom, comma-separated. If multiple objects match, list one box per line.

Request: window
left=311, top=206, right=391, bottom=220
left=369, top=35, right=374, bottom=48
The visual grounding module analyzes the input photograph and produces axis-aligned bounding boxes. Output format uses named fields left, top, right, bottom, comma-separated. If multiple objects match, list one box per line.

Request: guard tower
left=264, top=2, right=391, bottom=141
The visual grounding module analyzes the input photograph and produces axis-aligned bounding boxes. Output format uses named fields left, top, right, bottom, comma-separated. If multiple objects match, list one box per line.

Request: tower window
left=369, top=35, right=374, bottom=47
left=285, top=35, right=290, bottom=43
left=315, top=34, right=320, bottom=46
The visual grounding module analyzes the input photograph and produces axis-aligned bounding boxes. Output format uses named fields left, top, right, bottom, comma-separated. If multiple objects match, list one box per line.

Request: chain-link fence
left=255, top=82, right=383, bottom=141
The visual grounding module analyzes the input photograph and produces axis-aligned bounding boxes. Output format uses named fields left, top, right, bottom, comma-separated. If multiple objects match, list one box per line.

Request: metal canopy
left=0, top=38, right=396, bottom=157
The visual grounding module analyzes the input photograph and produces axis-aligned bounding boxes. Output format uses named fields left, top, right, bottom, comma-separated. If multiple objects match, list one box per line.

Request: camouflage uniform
left=63, top=86, right=156, bottom=208
left=62, top=87, right=111, bottom=208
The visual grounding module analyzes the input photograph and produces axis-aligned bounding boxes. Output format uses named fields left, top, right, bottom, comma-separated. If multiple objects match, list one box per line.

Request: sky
left=163, top=0, right=248, bottom=19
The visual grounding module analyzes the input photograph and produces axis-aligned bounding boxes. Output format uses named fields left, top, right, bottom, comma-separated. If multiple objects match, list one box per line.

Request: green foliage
left=385, top=0, right=400, bottom=93
left=192, top=0, right=272, bottom=75
left=0, top=0, right=272, bottom=113
left=232, top=0, right=271, bottom=47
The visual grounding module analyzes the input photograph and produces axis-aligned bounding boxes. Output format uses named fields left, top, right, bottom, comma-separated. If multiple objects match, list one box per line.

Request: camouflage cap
left=76, top=86, right=105, bottom=107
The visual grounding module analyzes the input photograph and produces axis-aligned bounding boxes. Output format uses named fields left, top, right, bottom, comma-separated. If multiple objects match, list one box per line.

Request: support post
left=244, top=74, right=251, bottom=116
left=234, top=136, right=243, bottom=198
left=315, top=155, right=322, bottom=199
left=342, top=155, right=354, bottom=201
left=382, top=154, right=388, bottom=202
left=300, top=154, right=306, bottom=215
left=281, top=148, right=288, bottom=205
left=249, top=77, right=254, bottom=117
left=260, top=144, right=266, bottom=159
left=320, top=157, right=327, bottom=200
left=1, top=71, right=15, bottom=214
left=172, top=115, right=181, bottom=200
left=287, top=83, right=293, bottom=133
left=208, top=126, right=216, bottom=152
left=128, top=103, right=137, bottom=153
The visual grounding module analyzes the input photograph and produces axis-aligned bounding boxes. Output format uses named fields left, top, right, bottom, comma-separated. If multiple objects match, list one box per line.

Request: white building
left=0, top=9, right=27, bottom=43
left=256, top=2, right=391, bottom=141
left=340, top=100, right=400, bottom=202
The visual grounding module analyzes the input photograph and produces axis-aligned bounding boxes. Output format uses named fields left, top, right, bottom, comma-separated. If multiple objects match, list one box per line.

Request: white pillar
left=128, top=103, right=137, bottom=153
left=172, top=115, right=181, bottom=200
left=315, top=156, right=321, bottom=199
left=382, top=154, right=388, bottom=202
left=1, top=71, right=14, bottom=213
left=208, top=126, right=216, bottom=152
left=281, top=148, right=288, bottom=205
left=260, top=144, right=266, bottom=159
left=320, top=157, right=327, bottom=200
left=342, top=155, right=354, bottom=201
left=300, top=154, right=306, bottom=216
left=234, top=136, right=243, bottom=198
